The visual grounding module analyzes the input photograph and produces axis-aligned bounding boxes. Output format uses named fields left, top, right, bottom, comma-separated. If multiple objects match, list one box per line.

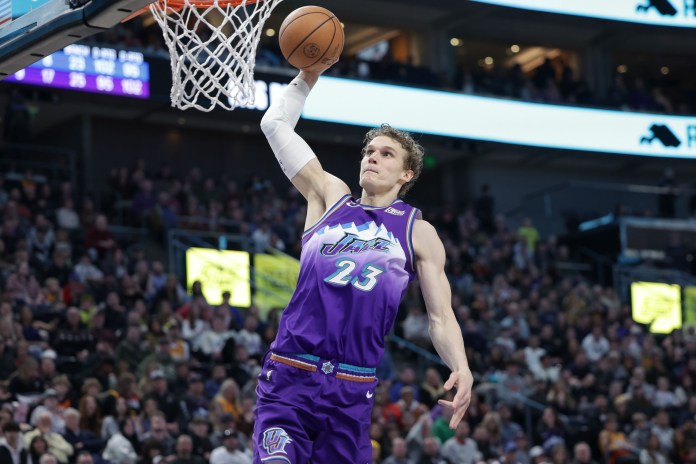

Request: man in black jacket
left=0, top=421, right=29, bottom=464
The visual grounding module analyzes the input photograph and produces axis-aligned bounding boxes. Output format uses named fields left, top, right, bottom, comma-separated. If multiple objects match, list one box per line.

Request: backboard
left=0, top=0, right=155, bottom=78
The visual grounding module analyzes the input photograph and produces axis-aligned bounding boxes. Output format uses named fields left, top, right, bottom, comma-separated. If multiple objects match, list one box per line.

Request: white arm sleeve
left=260, top=77, right=318, bottom=180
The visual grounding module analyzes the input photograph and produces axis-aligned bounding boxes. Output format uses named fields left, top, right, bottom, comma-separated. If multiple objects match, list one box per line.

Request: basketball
left=278, top=6, right=344, bottom=73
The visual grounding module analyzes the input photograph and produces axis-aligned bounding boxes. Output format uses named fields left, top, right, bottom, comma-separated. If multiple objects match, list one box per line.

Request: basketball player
left=254, top=68, right=473, bottom=464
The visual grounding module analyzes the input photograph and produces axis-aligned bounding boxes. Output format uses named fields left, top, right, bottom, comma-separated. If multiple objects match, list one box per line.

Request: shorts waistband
left=270, top=352, right=376, bottom=383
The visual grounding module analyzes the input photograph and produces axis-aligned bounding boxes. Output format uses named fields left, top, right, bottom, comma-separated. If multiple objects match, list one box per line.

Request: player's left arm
left=412, top=219, right=473, bottom=429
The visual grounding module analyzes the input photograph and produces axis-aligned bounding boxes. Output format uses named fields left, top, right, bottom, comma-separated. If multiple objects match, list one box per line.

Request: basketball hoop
left=148, top=0, right=283, bottom=112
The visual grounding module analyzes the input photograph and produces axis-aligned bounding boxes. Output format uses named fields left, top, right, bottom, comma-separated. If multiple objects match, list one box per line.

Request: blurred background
left=0, top=0, right=695, bottom=463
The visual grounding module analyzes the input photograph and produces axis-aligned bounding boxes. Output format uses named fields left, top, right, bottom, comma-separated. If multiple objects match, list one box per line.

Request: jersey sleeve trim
left=406, top=207, right=419, bottom=275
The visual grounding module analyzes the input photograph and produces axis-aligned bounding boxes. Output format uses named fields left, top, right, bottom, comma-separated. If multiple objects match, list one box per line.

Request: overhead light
left=484, top=56, right=494, bottom=65
left=617, top=64, right=628, bottom=74
left=450, top=38, right=462, bottom=47
left=510, top=44, right=520, bottom=53
left=661, top=66, right=670, bottom=75
left=265, top=28, right=276, bottom=37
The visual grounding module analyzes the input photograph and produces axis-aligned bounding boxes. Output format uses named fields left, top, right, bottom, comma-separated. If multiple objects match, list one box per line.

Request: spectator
left=24, top=412, right=73, bottom=463
left=188, top=416, right=213, bottom=460
left=419, top=367, right=445, bottom=409
left=5, top=261, right=44, bottom=306
left=417, top=436, right=444, bottom=464
left=83, top=214, right=117, bottom=260
left=235, top=315, right=263, bottom=359
left=74, top=451, right=94, bottom=464
left=116, top=324, right=151, bottom=371
left=209, top=429, right=250, bottom=464
left=210, top=379, right=241, bottom=429
left=145, top=369, right=179, bottom=424
left=217, top=290, right=245, bottom=331
left=61, top=407, right=104, bottom=457
left=101, top=418, right=138, bottom=464
left=384, top=436, right=410, bottom=464
left=402, top=304, right=430, bottom=347
left=140, top=412, right=175, bottom=456
left=30, top=389, right=65, bottom=433
left=441, top=421, right=479, bottom=464
left=650, top=409, right=674, bottom=455
left=639, top=434, right=668, bottom=464
left=581, top=325, right=610, bottom=363
left=171, top=434, right=205, bottom=464
left=55, top=198, right=80, bottom=231
left=194, top=313, right=235, bottom=361
left=0, top=421, right=29, bottom=464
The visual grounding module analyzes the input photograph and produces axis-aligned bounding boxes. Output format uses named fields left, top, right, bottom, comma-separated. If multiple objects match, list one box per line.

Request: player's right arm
left=260, top=70, right=349, bottom=227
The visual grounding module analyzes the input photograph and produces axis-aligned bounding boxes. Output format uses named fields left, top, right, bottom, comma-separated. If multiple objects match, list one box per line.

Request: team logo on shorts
left=263, top=427, right=292, bottom=455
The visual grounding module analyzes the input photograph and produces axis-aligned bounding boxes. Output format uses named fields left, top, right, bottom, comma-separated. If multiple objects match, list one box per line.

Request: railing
left=0, top=142, right=78, bottom=188
left=506, top=180, right=696, bottom=237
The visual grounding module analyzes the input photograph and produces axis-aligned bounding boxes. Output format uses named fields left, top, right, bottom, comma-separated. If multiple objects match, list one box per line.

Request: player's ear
left=401, top=169, right=414, bottom=183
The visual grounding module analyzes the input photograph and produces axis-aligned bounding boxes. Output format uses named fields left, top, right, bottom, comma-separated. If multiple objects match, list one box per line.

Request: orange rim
left=157, top=0, right=260, bottom=7
left=122, top=0, right=260, bottom=22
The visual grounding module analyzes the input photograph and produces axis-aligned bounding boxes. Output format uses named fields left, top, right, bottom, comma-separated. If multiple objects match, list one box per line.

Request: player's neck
left=360, top=190, right=398, bottom=207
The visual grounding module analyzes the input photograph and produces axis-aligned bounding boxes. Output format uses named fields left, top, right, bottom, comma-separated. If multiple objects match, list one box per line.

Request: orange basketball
left=278, top=6, right=344, bottom=73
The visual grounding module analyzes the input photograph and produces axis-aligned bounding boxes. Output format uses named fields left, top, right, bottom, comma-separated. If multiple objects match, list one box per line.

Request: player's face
left=359, top=136, right=413, bottom=194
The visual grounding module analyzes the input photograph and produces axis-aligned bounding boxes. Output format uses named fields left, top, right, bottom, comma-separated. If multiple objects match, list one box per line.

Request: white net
left=150, top=0, right=283, bottom=112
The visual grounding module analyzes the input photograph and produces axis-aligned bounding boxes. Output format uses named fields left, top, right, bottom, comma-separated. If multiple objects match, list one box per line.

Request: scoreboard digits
left=6, top=45, right=150, bottom=99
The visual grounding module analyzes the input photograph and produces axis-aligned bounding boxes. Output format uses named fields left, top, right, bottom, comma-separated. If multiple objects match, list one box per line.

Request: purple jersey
left=271, top=194, right=420, bottom=367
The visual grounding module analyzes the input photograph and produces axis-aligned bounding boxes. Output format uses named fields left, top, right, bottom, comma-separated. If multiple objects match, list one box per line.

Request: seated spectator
left=210, top=379, right=241, bottom=429
left=217, top=290, right=245, bottom=331
left=390, top=367, right=420, bottom=403
left=30, top=388, right=65, bottom=433
left=132, top=179, right=158, bottom=225
left=140, top=412, right=175, bottom=456
left=27, top=214, right=55, bottom=269
left=9, top=357, right=44, bottom=400
left=138, top=338, right=176, bottom=381
left=83, top=214, right=116, bottom=260
left=0, top=421, right=29, bottom=463
left=180, top=303, right=207, bottom=349
left=24, top=412, right=73, bottom=463
left=193, top=313, right=235, bottom=361
left=55, top=198, right=80, bottom=231
left=652, top=376, right=684, bottom=409
left=5, top=261, right=44, bottom=306
left=171, top=434, right=205, bottom=464
left=402, top=304, right=430, bottom=347
left=75, top=451, right=95, bottom=464
left=53, top=307, right=93, bottom=360
left=72, top=255, right=104, bottom=288
left=598, top=413, right=634, bottom=463
left=44, top=252, right=71, bottom=287
left=145, top=369, right=179, bottom=424
left=209, top=429, right=250, bottom=464
left=61, top=407, right=104, bottom=457
left=651, top=409, right=674, bottom=455
left=116, top=325, right=151, bottom=371
left=235, top=314, right=263, bottom=359
left=441, top=421, right=480, bottom=464
left=102, top=418, right=138, bottom=464
left=383, top=436, right=410, bottom=464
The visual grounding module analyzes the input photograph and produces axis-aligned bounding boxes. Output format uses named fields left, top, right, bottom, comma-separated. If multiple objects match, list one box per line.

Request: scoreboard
left=5, top=44, right=150, bottom=99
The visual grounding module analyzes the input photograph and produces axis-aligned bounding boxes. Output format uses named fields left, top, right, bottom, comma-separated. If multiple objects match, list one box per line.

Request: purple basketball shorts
left=253, top=353, right=378, bottom=463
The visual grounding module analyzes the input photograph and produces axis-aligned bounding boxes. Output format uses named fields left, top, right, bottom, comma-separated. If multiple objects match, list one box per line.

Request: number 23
left=324, top=259, right=384, bottom=292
